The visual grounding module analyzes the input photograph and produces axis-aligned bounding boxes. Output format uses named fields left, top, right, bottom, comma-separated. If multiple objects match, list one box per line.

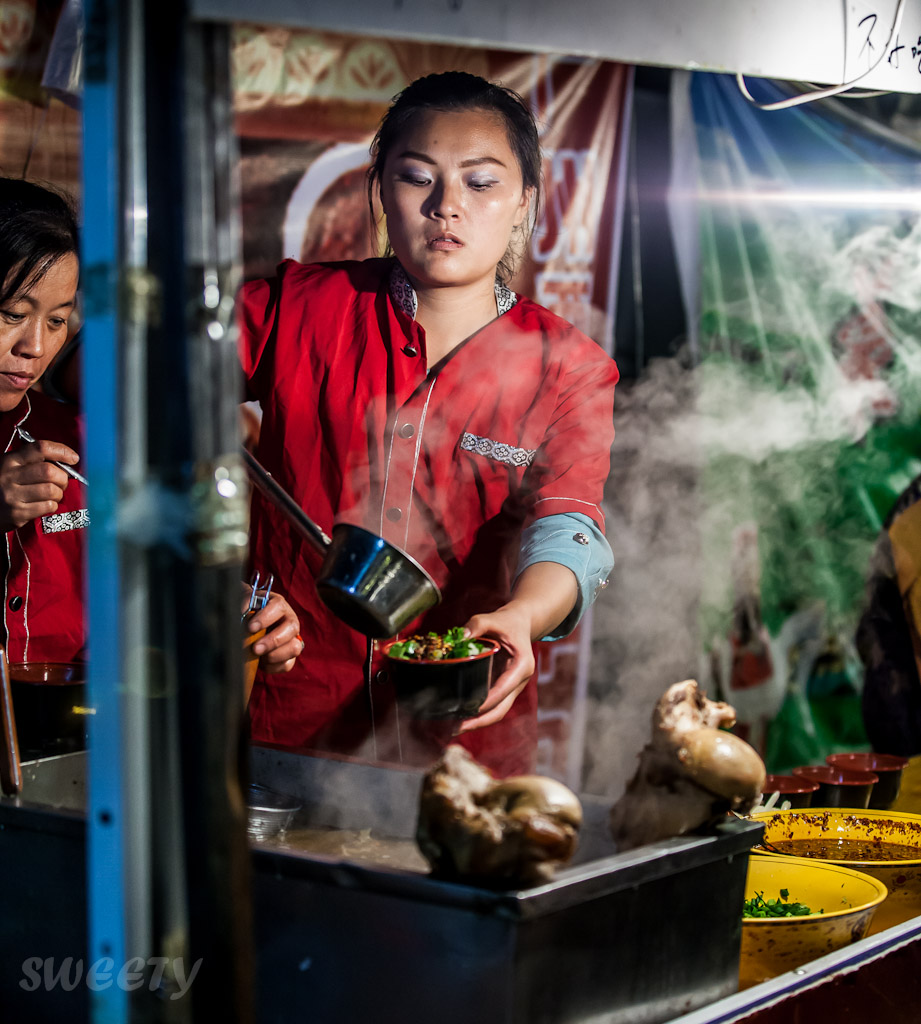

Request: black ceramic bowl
left=826, top=752, right=909, bottom=810
left=792, top=764, right=878, bottom=809
left=9, top=662, right=88, bottom=759
left=381, top=637, right=500, bottom=719
left=760, top=773, right=820, bottom=809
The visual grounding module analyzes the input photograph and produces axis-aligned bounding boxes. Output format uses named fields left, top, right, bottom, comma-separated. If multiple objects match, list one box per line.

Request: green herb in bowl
left=742, top=889, right=822, bottom=918
left=387, top=627, right=490, bottom=661
left=382, top=630, right=500, bottom=719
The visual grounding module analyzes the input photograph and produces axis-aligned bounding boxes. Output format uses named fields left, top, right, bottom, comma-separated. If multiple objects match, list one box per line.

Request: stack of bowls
left=826, top=753, right=909, bottom=810
left=760, top=774, right=820, bottom=810
left=10, top=662, right=89, bottom=759
left=791, top=764, right=878, bottom=809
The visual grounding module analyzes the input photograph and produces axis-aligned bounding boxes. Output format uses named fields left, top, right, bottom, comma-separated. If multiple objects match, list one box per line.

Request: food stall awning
left=69, top=2, right=921, bottom=1022
left=191, top=0, right=921, bottom=95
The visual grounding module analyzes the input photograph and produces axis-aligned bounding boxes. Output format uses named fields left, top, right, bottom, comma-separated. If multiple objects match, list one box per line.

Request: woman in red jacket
left=0, top=177, right=301, bottom=672
left=0, top=177, right=88, bottom=664
left=241, top=72, right=619, bottom=775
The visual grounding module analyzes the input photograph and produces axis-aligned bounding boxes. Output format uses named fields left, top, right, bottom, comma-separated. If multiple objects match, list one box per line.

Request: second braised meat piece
left=609, top=679, right=766, bottom=852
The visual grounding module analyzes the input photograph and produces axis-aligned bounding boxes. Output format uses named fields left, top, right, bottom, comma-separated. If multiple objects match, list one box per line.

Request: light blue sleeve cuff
left=515, top=512, right=614, bottom=641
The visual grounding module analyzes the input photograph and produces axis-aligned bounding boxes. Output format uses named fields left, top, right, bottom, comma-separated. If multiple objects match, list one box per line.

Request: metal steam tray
left=249, top=745, right=763, bottom=1024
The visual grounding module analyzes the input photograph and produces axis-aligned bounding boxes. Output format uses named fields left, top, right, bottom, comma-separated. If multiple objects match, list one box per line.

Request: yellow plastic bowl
left=750, top=808, right=921, bottom=934
left=740, top=855, right=887, bottom=989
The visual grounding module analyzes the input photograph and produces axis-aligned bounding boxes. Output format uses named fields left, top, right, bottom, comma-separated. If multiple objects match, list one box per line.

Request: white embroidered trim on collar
left=389, top=262, right=518, bottom=320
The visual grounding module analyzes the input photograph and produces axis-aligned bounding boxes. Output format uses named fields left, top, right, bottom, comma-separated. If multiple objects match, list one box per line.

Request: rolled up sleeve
left=515, top=512, right=614, bottom=640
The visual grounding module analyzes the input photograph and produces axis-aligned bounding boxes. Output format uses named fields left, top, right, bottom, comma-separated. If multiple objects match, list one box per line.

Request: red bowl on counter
left=380, top=637, right=500, bottom=720
left=760, top=773, right=820, bottom=809
left=9, top=662, right=89, bottom=759
left=792, top=765, right=878, bottom=809
left=10, top=662, right=83, bottom=684
left=826, top=752, right=909, bottom=810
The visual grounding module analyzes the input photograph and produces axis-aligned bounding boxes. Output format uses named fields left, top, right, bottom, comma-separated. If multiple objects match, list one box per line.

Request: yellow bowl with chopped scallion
left=739, top=855, right=887, bottom=989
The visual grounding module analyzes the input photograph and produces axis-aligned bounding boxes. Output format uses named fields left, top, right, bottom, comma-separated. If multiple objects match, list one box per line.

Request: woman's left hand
left=456, top=605, right=535, bottom=733
left=455, top=562, right=580, bottom=733
left=244, top=591, right=303, bottom=674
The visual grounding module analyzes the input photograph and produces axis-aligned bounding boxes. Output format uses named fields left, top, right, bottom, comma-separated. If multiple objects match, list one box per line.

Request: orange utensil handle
left=0, top=646, right=22, bottom=795
left=242, top=617, right=267, bottom=710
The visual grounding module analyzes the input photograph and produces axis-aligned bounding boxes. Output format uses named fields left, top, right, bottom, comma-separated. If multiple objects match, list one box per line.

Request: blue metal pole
left=81, top=3, right=127, bottom=1022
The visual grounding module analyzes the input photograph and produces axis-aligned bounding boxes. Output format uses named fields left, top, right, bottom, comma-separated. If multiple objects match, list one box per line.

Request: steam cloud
left=582, top=207, right=921, bottom=797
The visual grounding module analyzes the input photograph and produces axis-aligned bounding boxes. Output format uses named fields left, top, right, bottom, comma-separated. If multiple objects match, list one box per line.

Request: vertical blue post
left=81, top=3, right=126, bottom=1021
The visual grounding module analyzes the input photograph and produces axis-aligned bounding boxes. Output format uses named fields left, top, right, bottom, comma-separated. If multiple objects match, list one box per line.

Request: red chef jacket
left=0, top=391, right=86, bottom=664
left=240, top=258, right=618, bottom=776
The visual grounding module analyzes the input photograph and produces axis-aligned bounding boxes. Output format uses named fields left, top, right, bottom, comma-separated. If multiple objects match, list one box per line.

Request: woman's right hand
left=243, top=590, right=303, bottom=674
left=0, top=440, right=79, bottom=531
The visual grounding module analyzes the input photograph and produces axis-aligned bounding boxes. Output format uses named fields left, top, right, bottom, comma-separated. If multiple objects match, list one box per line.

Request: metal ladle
left=241, top=449, right=441, bottom=638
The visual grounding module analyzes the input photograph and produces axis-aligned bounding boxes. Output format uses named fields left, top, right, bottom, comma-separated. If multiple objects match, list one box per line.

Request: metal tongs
left=244, top=571, right=274, bottom=621
left=732, top=797, right=790, bottom=855
left=242, top=572, right=273, bottom=710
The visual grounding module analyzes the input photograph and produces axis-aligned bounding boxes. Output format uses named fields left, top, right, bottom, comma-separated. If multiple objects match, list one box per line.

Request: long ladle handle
left=241, top=448, right=332, bottom=555
left=0, top=644, right=22, bottom=796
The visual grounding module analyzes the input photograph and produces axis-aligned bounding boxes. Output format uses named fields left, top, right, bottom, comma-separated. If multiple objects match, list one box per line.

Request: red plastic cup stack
left=826, top=752, right=909, bottom=810
left=791, top=764, right=878, bottom=809
left=760, top=773, right=820, bottom=809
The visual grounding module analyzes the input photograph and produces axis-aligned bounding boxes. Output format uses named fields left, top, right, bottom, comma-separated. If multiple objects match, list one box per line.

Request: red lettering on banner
left=536, top=716, right=572, bottom=780
left=535, top=635, right=584, bottom=782
left=535, top=272, right=593, bottom=333
left=533, top=150, right=595, bottom=264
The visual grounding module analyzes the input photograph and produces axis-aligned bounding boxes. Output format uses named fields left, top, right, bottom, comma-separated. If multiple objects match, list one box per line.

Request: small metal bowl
left=246, top=784, right=301, bottom=841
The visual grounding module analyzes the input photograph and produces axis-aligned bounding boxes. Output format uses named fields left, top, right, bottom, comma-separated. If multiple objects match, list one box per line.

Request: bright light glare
left=687, top=188, right=921, bottom=210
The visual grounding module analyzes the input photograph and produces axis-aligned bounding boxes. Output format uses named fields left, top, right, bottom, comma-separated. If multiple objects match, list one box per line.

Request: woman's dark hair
left=368, top=71, right=542, bottom=284
left=0, top=177, right=78, bottom=306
